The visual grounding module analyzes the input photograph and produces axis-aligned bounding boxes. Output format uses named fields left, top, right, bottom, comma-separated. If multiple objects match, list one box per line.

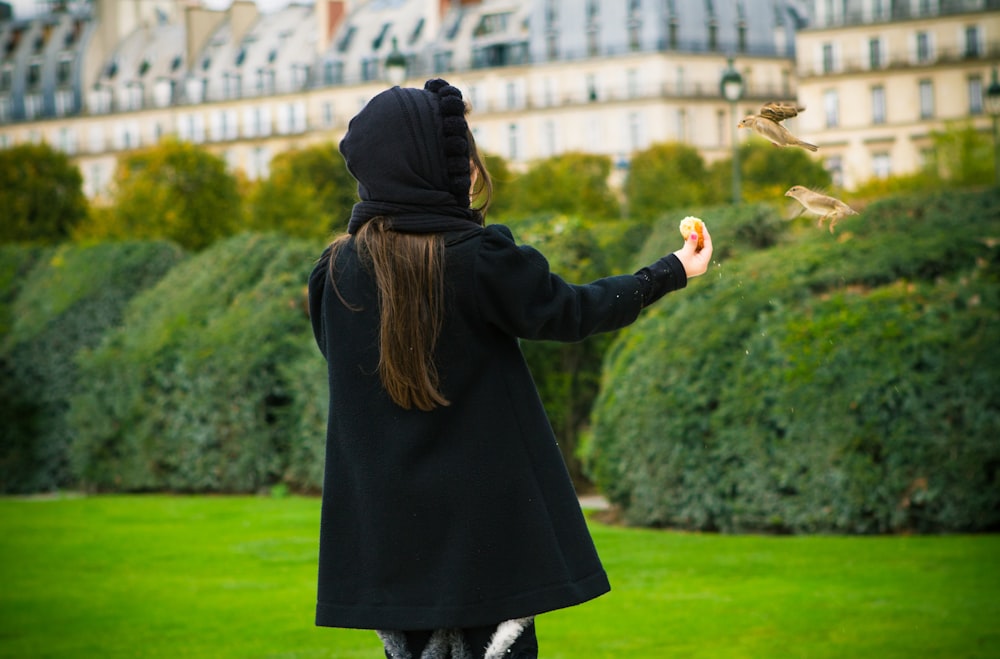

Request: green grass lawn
left=0, top=495, right=997, bottom=658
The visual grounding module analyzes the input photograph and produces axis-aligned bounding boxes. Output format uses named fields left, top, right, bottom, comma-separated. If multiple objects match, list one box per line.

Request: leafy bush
left=0, top=143, right=88, bottom=244
left=504, top=214, right=640, bottom=487
left=586, top=189, right=1000, bottom=533
left=69, top=233, right=325, bottom=493
left=246, top=143, right=358, bottom=241
left=74, top=138, right=242, bottom=251
left=0, top=241, right=186, bottom=493
left=503, top=153, right=621, bottom=220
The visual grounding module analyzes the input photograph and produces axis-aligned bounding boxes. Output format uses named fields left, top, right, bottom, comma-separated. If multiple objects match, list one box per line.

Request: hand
left=672, top=225, right=713, bottom=278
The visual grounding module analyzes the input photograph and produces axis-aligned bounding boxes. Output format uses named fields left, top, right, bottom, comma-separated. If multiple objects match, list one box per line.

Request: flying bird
left=785, top=185, right=858, bottom=233
left=738, top=102, right=818, bottom=152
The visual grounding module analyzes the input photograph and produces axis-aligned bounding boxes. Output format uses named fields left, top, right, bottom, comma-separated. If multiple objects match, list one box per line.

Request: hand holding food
left=679, top=216, right=706, bottom=252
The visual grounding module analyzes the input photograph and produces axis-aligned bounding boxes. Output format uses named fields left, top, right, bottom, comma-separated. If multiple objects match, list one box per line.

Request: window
left=24, top=94, right=42, bottom=120
left=249, top=146, right=270, bottom=180
left=968, top=76, right=983, bottom=115
left=212, top=109, right=238, bottom=141
left=964, top=25, right=981, bottom=58
left=717, top=109, right=726, bottom=146
left=668, top=18, right=678, bottom=50
left=629, top=111, right=642, bottom=150
left=55, top=89, right=74, bottom=116
left=871, top=85, right=886, bottom=124
left=822, top=43, right=834, bottom=74
left=587, top=26, right=600, bottom=56
left=676, top=108, right=687, bottom=141
left=507, top=123, right=519, bottom=161
left=868, top=37, right=883, bottom=69
left=626, top=68, right=639, bottom=99
left=542, top=119, right=556, bottom=157
left=919, top=79, right=933, bottom=119
left=824, top=89, right=839, bottom=128
left=738, top=22, right=747, bottom=53
left=824, top=155, right=843, bottom=188
left=505, top=81, right=517, bottom=110
left=57, top=127, right=76, bottom=154
left=707, top=21, right=718, bottom=51
left=872, top=152, right=891, bottom=179
left=586, top=74, right=598, bottom=102
left=115, top=120, right=141, bottom=150
left=88, top=124, right=104, bottom=153
left=178, top=112, right=205, bottom=143
left=27, top=62, right=41, bottom=88
left=321, top=101, right=334, bottom=127
left=915, top=31, right=931, bottom=63
left=124, top=83, right=143, bottom=111
left=57, top=59, right=72, bottom=86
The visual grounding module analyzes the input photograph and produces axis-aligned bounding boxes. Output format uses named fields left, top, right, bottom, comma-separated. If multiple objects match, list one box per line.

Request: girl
left=308, top=79, right=712, bottom=659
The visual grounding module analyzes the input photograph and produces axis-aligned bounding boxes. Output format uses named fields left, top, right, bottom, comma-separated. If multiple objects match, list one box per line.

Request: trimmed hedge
left=0, top=241, right=186, bottom=493
left=68, top=233, right=326, bottom=493
left=586, top=189, right=1000, bottom=534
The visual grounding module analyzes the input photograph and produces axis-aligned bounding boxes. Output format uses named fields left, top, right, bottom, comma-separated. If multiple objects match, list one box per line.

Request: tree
left=0, top=143, right=88, bottom=244
left=506, top=214, right=618, bottom=488
left=77, top=138, right=242, bottom=251
left=710, top=140, right=832, bottom=204
left=625, top=142, right=718, bottom=220
left=505, top=152, right=620, bottom=220
left=482, top=152, right=515, bottom=220
left=246, top=142, right=359, bottom=241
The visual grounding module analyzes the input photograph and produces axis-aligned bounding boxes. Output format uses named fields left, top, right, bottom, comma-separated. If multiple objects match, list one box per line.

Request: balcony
left=798, top=41, right=1000, bottom=78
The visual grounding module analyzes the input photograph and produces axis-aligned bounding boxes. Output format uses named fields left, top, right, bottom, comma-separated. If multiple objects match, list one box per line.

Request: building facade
left=0, top=0, right=996, bottom=197
left=795, top=0, right=999, bottom=188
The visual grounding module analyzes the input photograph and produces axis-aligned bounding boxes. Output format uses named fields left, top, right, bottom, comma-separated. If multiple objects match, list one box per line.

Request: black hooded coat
left=308, top=81, right=686, bottom=631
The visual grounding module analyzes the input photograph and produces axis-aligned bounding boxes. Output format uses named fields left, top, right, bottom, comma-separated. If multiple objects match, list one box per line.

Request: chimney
left=316, top=0, right=348, bottom=53
left=184, top=1, right=227, bottom=75
left=227, top=0, right=259, bottom=45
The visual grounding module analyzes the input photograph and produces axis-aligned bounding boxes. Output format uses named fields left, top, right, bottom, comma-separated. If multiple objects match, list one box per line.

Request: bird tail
left=798, top=140, right=818, bottom=152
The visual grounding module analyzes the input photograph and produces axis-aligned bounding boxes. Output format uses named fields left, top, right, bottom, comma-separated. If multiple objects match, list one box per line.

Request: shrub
left=0, top=143, right=88, bottom=244
left=0, top=241, right=186, bottom=493
left=75, top=138, right=242, bottom=250
left=69, top=233, right=325, bottom=493
left=586, top=189, right=1000, bottom=533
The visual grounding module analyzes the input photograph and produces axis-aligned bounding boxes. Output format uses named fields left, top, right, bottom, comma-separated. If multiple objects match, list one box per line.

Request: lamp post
left=720, top=57, right=744, bottom=205
left=385, top=37, right=406, bottom=87
left=985, top=67, right=1000, bottom=188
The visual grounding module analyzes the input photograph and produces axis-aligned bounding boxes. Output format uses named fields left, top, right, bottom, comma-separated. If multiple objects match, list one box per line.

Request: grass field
left=0, top=495, right=997, bottom=658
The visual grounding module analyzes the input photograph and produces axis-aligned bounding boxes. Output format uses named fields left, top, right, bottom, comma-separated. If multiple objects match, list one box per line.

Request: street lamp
left=984, top=66, right=1000, bottom=188
left=720, top=57, right=744, bottom=205
left=385, top=37, right=406, bottom=87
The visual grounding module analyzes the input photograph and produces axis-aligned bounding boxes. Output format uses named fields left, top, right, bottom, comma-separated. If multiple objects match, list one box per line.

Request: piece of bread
left=679, top=216, right=705, bottom=252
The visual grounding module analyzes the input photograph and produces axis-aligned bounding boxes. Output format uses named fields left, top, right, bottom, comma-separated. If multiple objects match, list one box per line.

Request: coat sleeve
left=308, top=247, right=332, bottom=359
left=472, top=224, right=645, bottom=342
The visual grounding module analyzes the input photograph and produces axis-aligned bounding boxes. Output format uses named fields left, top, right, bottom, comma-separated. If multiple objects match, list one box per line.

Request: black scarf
left=339, top=79, right=483, bottom=235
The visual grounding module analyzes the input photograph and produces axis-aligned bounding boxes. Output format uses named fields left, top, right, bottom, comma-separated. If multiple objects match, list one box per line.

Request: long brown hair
left=327, top=130, right=492, bottom=411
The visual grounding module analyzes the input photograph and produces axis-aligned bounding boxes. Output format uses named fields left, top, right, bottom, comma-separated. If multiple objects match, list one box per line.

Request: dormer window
left=171, top=55, right=182, bottom=71
left=474, top=13, right=511, bottom=38
left=410, top=18, right=424, bottom=44
left=372, top=23, right=390, bottom=50
left=138, top=59, right=150, bottom=77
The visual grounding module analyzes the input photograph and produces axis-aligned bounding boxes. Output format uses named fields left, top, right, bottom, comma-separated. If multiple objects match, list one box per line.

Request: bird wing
left=758, top=102, right=803, bottom=123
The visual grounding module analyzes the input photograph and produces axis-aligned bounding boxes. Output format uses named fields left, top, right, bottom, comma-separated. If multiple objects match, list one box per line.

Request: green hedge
left=0, top=241, right=186, bottom=493
left=68, top=233, right=326, bottom=493
left=586, top=189, right=1000, bottom=533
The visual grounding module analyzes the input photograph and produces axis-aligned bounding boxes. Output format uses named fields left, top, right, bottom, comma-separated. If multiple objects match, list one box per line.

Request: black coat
left=308, top=224, right=666, bottom=631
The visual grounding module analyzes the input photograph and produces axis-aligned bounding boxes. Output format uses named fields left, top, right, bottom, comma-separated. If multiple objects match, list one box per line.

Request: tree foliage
left=710, top=140, right=833, bottom=204
left=76, top=138, right=242, bottom=250
left=0, top=143, right=88, bottom=244
left=586, top=189, right=1000, bottom=534
left=246, top=142, right=358, bottom=241
left=0, top=241, right=186, bottom=493
left=504, top=152, right=620, bottom=220
left=624, top=142, right=719, bottom=220
left=69, top=233, right=323, bottom=493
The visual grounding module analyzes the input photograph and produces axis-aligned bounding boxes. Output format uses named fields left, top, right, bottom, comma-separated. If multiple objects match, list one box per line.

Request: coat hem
left=314, top=569, right=611, bottom=631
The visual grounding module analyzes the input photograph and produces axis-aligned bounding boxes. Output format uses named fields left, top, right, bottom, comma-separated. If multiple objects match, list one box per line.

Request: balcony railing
left=797, top=42, right=1000, bottom=78
left=810, top=0, right=1000, bottom=29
